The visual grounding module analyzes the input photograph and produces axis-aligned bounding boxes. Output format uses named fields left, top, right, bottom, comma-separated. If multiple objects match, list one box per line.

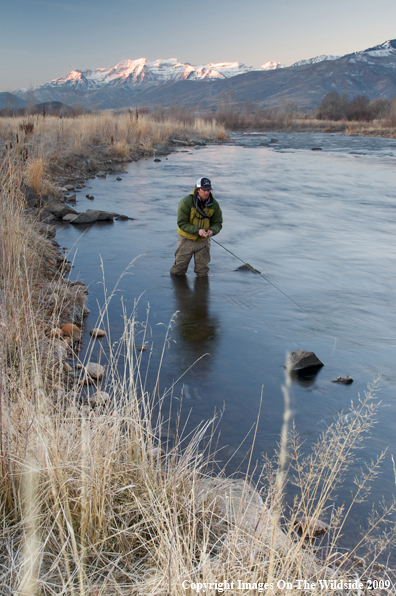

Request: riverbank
left=214, top=114, right=396, bottom=138
left=1, top=115, right=395, bottom=594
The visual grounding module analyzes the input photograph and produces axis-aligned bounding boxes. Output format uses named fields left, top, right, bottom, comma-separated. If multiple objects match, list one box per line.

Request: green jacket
left=177, top=192, right=223, bottom=241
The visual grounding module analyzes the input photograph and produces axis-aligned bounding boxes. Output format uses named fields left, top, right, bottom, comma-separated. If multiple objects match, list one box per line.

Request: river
left=56, top=130, right=396, bottom=556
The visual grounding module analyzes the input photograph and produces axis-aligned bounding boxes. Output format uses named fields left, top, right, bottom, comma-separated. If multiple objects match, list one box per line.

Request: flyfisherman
left=170, top=177, right=223, bottom=277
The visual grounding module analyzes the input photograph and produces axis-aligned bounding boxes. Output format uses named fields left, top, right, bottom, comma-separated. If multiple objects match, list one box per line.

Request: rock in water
left=285, top=349, right=324, bottom=371
left=294, top=516, right=329, bottom=536
left=235, top=263, right=261, bottom=274
left=90, top=328, right=106, bottom=339
left=86, top=363, right=105, bottom=380
left=332, top=376, right=353, bottom=384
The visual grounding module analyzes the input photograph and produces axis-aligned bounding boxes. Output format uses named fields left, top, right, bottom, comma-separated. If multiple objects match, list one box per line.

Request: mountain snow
left=260, top=61, right=285, bottom=70
left=291, top=55, right=340, bottom=67
left=360, top=39, right=396, bottom=58
left=35, top=58, right=285, bottom=91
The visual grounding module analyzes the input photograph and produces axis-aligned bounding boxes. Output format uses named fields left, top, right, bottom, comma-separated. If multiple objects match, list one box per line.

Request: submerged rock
left=136, top=343, right=149, bottom=352
left=285, top=349, right=324, bottom=371
left=332, top=376, right=353, bottom=384
left=235, top=263, right=261, bottom=274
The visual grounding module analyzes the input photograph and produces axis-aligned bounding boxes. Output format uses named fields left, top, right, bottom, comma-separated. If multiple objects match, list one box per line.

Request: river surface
left=56, top=131, right=396, bottom=556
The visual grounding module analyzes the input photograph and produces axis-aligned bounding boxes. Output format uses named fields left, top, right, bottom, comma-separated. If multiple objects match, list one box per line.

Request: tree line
left=317, top=91, right=396, bottom=122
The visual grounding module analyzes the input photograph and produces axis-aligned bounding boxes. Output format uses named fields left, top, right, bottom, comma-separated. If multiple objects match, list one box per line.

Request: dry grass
left=0, top=112, right=227, bottom=191
left=1, top=140, right=396, bottom=595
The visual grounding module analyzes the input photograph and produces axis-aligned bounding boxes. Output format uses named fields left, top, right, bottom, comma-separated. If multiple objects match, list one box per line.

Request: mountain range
left=3, top=39, right=396, bottom=111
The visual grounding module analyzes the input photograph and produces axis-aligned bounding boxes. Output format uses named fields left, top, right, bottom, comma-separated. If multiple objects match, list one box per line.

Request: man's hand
left=198, top=229, right=213, bottom=238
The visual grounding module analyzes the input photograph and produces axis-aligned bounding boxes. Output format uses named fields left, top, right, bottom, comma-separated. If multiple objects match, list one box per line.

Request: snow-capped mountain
left=360, top=39, right=396, bottom=57
left=291, top=55, right=340, bottom=67
left=11, top=39, right=396, bottom=111
left=32, top=58, right=285, bottom=91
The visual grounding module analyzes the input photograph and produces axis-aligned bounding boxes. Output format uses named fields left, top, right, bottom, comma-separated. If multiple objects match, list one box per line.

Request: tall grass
left=1, top=140, right=396, bottom=595
left=0, top=112, right=227, bottom=192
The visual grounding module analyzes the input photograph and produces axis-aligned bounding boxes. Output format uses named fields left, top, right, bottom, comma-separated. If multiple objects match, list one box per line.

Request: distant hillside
left=0, top=101, right=88, bottom=117
left=0, top=92, right=26, bottom=111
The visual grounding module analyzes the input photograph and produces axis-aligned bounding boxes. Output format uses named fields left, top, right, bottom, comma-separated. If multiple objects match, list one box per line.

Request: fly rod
left=211, top=236, right=332, bottom=335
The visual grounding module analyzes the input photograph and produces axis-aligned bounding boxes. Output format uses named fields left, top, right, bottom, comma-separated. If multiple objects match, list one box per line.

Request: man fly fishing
left=170, top=177, right=223, bottom=277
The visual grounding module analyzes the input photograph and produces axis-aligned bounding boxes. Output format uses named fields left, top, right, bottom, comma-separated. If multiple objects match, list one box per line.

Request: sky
left=1, top=0, right=396, bottom=92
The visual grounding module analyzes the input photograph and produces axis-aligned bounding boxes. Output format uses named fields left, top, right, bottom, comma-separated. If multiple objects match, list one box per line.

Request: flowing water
left=56, top=131, right=396, bottom=553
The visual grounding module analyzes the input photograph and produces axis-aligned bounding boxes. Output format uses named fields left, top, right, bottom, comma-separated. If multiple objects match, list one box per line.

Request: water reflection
left=171, top=275, right=219, bottom=363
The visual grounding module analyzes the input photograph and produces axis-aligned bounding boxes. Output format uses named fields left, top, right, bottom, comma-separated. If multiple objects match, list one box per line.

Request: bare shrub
left=25, top=156, right=46, bottom=196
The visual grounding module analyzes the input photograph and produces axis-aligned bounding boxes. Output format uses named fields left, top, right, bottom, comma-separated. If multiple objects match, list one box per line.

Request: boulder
left=285, top=349, right=324, bottom=371
left=64, top=184, right=75, bottom=191
left=153, top=143, right=170, bottom=155
left=294, top=516, right=329, bottom=536
left=63, top=362, right=73, bottom=374
left=235, top=263, right=260, bottom=273
left=171, top=139, right=188, bottom=146
left=38, top=209, right=55, bottom=222
left=69, top=210, right=118, bottom=224
left=88, top=390, right=109, bottom=407
left=115, top=214, right=132, bottom=220
left=25, top=187, right=38, bottom=208
left=190, top=138, right=206, bottom=146
left=45, top=199, right=78, bottom=218
left=86, top=209, right=118, bottom=221
left=86, top=362, right=105, bottom=380
left=38, top=223, right=56, bottom=239
left=85, top=159, right=98, bottom=172
left=69, top=211, right=100, bottom=224
left=90, top=328, right=106, bottom=338
left=63, top=213, right=80, bottom=221
left=61, top=323, right=82, bottom=341
left=332, top=376, right=353, bottom=384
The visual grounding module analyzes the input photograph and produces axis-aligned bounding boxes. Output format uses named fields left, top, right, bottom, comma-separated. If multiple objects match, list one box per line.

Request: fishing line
left=211, top=236, right=335, bottom=337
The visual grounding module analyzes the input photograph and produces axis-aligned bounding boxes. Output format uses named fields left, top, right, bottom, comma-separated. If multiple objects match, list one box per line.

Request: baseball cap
left=196, top=177, right=212, bottom=190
